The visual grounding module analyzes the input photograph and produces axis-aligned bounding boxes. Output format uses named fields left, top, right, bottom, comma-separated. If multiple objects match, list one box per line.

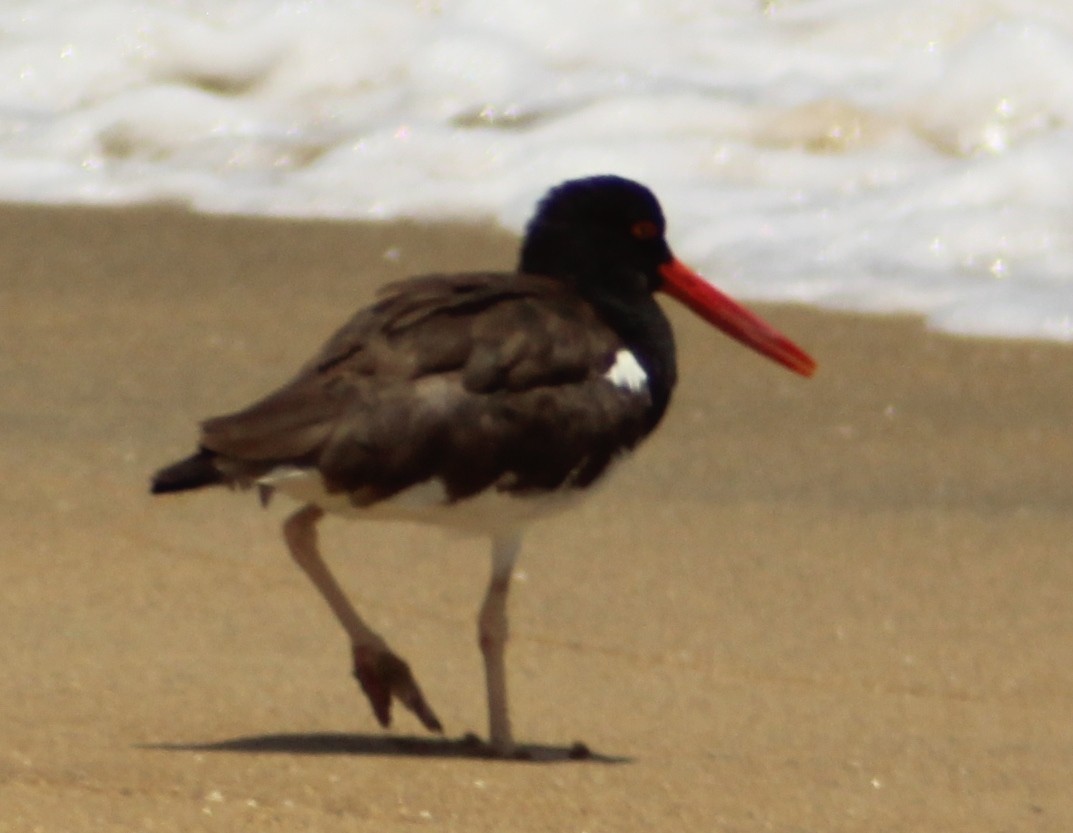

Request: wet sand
left=2, top=203, right=1072, bottom=832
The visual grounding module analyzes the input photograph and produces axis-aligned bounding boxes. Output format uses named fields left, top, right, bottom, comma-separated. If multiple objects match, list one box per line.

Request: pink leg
left=282, top=505, right=442, bottom=733
left=478, top=533, right=521, bottom=756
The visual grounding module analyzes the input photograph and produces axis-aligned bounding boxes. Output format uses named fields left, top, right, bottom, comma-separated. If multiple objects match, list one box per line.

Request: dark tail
left=151, top=449, right=224, bottom=494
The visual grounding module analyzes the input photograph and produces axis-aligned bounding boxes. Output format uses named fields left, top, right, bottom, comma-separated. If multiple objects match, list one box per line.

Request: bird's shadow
left=140, top=731, right=630, bottom=764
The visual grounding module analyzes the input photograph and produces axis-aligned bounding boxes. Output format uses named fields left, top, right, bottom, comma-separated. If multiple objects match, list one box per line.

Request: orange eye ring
left=630, top=220, right=660, bottom=241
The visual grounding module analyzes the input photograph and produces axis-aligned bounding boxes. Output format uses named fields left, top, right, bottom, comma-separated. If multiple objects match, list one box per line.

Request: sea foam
left=2, top=0, right=1072, bottom=342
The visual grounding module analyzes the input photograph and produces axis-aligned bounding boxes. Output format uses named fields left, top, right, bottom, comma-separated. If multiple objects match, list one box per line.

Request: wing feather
left=198, top=273, right=653, bottom=501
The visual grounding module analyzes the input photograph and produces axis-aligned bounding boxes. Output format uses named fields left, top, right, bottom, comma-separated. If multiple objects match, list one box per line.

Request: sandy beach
left=2, top=203, right=1072, bottom=832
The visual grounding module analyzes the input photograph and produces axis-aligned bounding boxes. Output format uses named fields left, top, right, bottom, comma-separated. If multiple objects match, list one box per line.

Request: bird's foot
left=352, top=645, right=443, bottom=733
left=458, top=733, right=593, bottom=760
left=460, top=732, right=528, bottom=760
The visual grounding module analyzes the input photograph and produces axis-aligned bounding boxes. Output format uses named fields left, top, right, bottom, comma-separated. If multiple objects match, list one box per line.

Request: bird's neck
left=587, top=286, right=678, bottom=430
left=521, top=239, right=679, bottom=428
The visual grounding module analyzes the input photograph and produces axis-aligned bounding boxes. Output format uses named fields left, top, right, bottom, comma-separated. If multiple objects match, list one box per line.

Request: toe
left=353, top=648, right=394, bottom=727
left=353, top=646, right=442, bottom=733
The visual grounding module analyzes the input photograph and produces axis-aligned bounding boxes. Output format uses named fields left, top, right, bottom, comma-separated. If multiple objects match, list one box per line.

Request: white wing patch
left=604, top=348, right=648, bottom=393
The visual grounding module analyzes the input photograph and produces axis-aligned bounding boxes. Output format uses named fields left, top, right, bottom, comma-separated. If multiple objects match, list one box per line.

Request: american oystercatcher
left=151, top=175, right=815, bottom=757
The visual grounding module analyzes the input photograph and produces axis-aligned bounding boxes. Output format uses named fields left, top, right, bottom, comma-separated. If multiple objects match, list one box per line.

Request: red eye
left=630, top=220, right=659, bottom=241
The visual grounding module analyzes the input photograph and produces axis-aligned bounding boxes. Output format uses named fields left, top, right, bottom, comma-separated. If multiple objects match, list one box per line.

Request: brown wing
left=199, top=273, right=654, bottom=502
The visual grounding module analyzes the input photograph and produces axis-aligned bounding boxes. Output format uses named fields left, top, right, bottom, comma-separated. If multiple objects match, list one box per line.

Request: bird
left=151, top=175, right=816, bottom=757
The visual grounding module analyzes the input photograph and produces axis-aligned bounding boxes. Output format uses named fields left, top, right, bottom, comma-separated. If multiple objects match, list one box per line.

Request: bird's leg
left=282, top=505, right=442, bottom=734
left=478, top=532, right=522, bottom=756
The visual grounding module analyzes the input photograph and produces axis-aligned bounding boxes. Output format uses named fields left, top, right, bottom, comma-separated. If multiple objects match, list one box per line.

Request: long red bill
left=659, top=258, right=816, bottom=377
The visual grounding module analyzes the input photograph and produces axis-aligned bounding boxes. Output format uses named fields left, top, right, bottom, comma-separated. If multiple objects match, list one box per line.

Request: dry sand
left=1, top=203, right=1072, bottom=832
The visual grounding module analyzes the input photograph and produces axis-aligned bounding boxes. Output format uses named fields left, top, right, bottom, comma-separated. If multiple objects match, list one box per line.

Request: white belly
left=257, top=466, right=589, bottom=536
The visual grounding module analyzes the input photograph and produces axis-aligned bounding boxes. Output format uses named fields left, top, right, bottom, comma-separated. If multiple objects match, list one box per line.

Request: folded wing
left=198, top=273, right=654, bottom=504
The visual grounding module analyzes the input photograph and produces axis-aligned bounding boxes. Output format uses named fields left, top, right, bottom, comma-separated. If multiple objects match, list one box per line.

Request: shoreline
left=5, top=197, right=1073, bottom=350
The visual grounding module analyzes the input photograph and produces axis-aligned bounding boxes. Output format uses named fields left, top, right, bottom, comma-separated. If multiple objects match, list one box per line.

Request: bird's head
left=520, top=176, right=816, bottom=378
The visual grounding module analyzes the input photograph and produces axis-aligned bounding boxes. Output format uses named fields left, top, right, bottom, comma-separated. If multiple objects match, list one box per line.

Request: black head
left=521, top=175, right=818, bottom=382
left=519, top=176, right=674, bottom=295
